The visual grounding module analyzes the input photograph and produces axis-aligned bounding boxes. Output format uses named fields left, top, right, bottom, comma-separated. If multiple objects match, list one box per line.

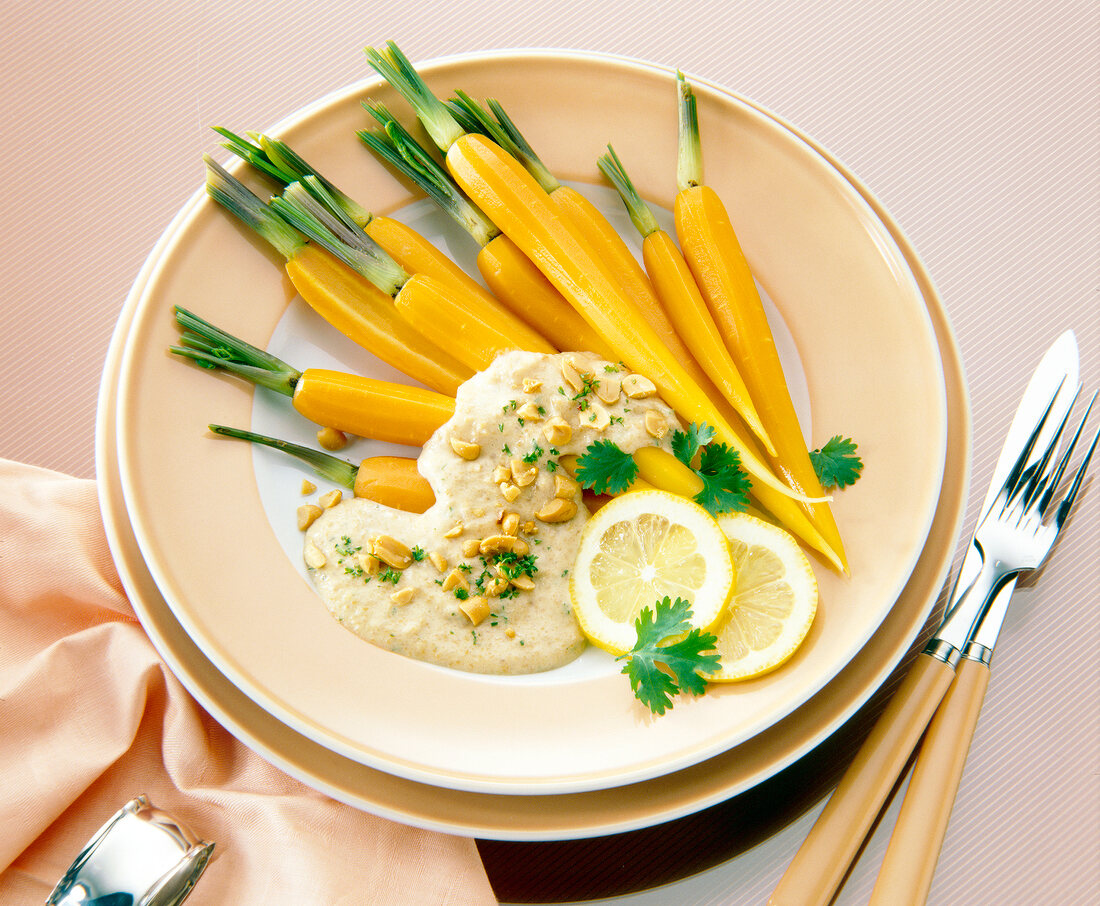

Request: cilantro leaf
left=617, top=597, right=721, bottom=715
left=575, top=439, right=639, bottom=495
left=810, top=435, right=863, bottom=489
left=671, top=422, right=715, bottom=468
left=694, top=442, right=752, bottom=515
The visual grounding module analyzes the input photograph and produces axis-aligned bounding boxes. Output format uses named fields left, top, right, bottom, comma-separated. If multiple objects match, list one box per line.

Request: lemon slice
left=569, top=490, right=734, bottom=654
left=710, top=512, right=818, bottom=681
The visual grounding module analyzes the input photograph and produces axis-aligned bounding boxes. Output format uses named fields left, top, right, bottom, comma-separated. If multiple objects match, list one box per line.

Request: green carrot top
left=676, top=71, right=703, bottom=192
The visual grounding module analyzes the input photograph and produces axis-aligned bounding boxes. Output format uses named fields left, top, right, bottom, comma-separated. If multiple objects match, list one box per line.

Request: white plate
left=113, top=50, right=948, bottom=794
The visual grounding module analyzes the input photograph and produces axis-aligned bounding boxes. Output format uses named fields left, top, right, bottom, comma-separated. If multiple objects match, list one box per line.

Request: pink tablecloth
left=0, top=460, right=496, bottom=905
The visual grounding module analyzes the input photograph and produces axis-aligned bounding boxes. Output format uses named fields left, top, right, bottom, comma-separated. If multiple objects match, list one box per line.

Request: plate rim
left=97, top=51, right=969, bottom=839
left=110, top=48, right=952, bottom=795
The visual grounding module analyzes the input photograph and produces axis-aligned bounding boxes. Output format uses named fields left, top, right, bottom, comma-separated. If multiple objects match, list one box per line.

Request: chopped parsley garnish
left=618, top=597, right=721, bottom=715
left=522, top=443, right=544, bottom=463
left=453, top=587, right=470, bottom=600
left=574, top=438, right=638, bottom=494
left=494, top=551, right=538, bottom=580
left=546, top=460, right=559, bottom=472
left=410, top=546, right=426, bottom=562
left=377, top=568, right=402, bottom=584
left=334, top=535, right=362, bottom=559
left=810, top=436, right=864, bottom=489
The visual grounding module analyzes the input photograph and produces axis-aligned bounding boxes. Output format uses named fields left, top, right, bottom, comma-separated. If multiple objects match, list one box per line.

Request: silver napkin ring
left=46, top=795, right=214, bottom=906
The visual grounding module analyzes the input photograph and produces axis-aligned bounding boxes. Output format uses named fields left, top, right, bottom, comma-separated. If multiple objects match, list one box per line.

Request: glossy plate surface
left=112, top=51, right=949, bottom=794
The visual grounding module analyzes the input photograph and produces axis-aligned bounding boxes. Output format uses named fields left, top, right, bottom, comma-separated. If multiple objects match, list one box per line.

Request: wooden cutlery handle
left=768, top=653, right=955, bottom=906
left=869, top=657, right=992, bottom=906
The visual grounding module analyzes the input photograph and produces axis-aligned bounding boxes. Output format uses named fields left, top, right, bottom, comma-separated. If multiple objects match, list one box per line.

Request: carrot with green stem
left=209, top=424, right=436, bottom=513
left=204, top=155, right=472, bottom=395
left=598, top=144, right=775, bottom=455
left=361, top=40, right=836, bottom=550
left=271, top=179, right=556, bottom=371
left=358, top=103, right=615, bottom=359
left=446, top=89, right=777, bottom=455
left=216, top=127, right=518, bottom=330
left=673, top=72, right=848, bottom=571
left=170, top=305, right=454, bottom=446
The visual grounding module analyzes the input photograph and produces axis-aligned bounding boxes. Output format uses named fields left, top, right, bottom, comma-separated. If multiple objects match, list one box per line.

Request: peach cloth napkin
left=0, top=460, right=497, bottom=905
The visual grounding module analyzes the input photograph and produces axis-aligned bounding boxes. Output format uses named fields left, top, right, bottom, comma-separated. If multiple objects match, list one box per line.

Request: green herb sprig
left=810, top=436, right=864, bottom=489
left=618, top=597, right=721, bottom=715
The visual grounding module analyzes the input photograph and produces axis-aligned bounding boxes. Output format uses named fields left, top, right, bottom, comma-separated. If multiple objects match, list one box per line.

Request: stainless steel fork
left=769, top=374, right=1097, bottom=906
left=865, top=388, right=1097, bottom=905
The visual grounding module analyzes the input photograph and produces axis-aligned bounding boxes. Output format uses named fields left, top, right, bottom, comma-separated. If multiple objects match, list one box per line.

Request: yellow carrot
left=353, top=455, right=435, bottom=512
left=170, top=306, right=455, bottom=446
left=221, top=125, right=558, bottom=358
left=358, top=109, right=615, bottom=359
left=392, top=272, right=556, bottom=371
left=208, top=425, right=436, bottom=513
left=476, top=234, right=616, bottom=358
left=597, top=145, right=775, bottom=455
left=270, top=180, right=556, bottom=370
left=285, top=245, right=473, bottom=394
left=203, top=156, right=472, bottom=395
left=674, top=72, right=847, bottom=570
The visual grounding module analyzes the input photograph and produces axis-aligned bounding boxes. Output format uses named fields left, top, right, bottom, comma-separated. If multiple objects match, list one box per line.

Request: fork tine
left=1038, top=390, right=1096, bottom=513
left=1021, top=385, right=1084, bottom=510
left=1054, top=415, right=1099, bottom=526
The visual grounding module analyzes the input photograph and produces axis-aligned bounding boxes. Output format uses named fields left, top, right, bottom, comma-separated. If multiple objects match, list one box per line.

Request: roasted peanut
left=449, top=435, right=481, bottom=460
left=499, top=481, right=521, bottom=502
left=522, top=377, right=542, bottom=393
left=459, top=595, right=490, bottom=626
left=595, top=377, right=621, bottom=404
left=585, top=403, right=611, bottom=431
left=622, top=373, right=657, bottom=399
left=390, top=587, right=415, bottom=606
left=317, top=489, right=342, bottom=509
left=510, top=459, right=538, bottom=487
left=317, top=426, right=349, bottom=451
left=510, top=574, right=536, bottom=592
left=536, top=498, right=578, bottom=523
left=542, top=416, right=572, bottom=446
left=516, top=401, right=542, bottom=421
left=442, top=569, right=469, bottom=593
left=296, top=504, right=323, bottom=531
left=371, top=535, right=413, bottom=569
left=501, top=512, right=520, bottom=536
left=645, top=410, right=670, bottom=439
left=358, top=553, right=382, bottom=576
left=479, top=534, right=521, bottom=555
left=462, top=538, right=482, bottom=558
left=554, top=473, right=578, bottom=499
left=428, top=551, right=448, bottom=573
left=560, top=356, right=586, bottom=392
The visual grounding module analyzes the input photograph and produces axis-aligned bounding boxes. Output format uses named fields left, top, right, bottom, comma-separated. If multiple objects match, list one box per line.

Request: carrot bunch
left=189, top=42, right=850, bottom=572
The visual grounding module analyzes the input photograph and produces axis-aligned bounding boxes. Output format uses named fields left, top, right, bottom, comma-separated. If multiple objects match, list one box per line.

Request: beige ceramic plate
left=99, top=53, right=969, bottom=839
left=113, top=51, right=948, bottom=794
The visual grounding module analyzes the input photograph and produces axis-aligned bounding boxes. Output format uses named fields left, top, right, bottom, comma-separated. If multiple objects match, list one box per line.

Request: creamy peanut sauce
left=304, top=351, right=676, bottom=674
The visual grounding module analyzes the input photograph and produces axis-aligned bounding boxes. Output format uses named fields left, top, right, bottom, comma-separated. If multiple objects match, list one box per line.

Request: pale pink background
left=1, top=1, right=1096, bottom=903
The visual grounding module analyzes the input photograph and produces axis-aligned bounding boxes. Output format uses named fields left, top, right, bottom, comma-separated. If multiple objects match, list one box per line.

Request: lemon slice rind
left=710, top=512, right=818, bottom=682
